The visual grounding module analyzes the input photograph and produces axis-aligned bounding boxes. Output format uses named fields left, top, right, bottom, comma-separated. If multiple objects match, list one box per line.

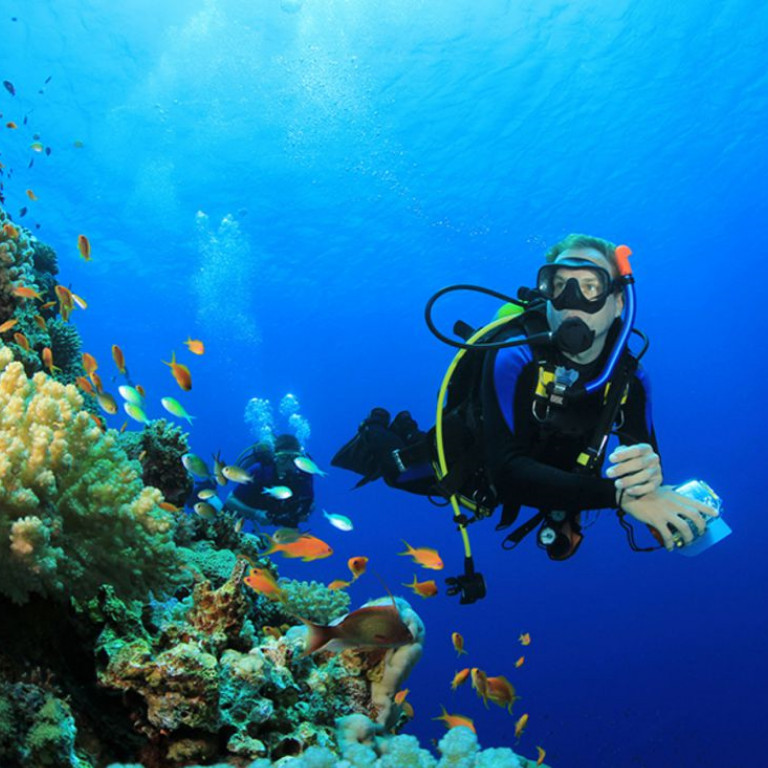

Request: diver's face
left=545, top=247, right=623, bottom=361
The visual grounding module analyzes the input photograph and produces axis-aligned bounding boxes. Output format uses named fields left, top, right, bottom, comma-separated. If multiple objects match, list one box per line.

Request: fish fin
left=292, top=614, right=335, bottom=656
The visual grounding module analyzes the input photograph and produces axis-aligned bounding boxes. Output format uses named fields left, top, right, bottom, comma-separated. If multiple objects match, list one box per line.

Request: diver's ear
left=615, top=292, right=624, bottom=317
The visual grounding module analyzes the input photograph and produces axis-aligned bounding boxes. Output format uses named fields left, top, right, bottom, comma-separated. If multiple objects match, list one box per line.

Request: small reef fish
left=111, top=344, right=126, bottom=374
left=12, top=285, right=42, bottom=301
left=451, top=668, right=471, bottom=690
left=399, top=541, right=444, bottom=570
left=72, top=293, right=87, bottom=310
left=298, top=598, right=413, bottom=655
left=394, top=689, right=409, bottom=706
left=55, top=285, right=75, bottom=321
left=327, top=579, right=351, bottom=590
left=485, top=675, right=520, bottom=714
left=118, top=384, right=144, bottom=406
left=182, top=452, right=211, bottom=478
left=41, top=347, right=60, bottom=374
left=158, top=501, right=182, bottom=513
left=323, top=509, right=353, bottom=531
left=452, top=631, right=467, bottom=656
left=233, top=518, right=244, bottom=533
left=519, top=632, right=531, bottom=646
left=5, top=122, right=17, bottom=130
left=82, top=352, right=98, bottom=377
left=402, top=575, right=438, bottom=599
left=272, top=527, right=303, bottom=544
left=401, top=700, right=415, bottom=719
left=471, top=668, right=489, bottom=708
left=33, top=315, right=46, bottom=331
left=243, top=567, right=284, bottom=601
left=163, top=351, right=192, bottom=391
left=39, top=301, right=57, bottom=311
left=197, top=488, right=217, bottom=500
left=30, top=141, right=44, bottom=153
left=161, top=396, right=194, bottom=424
left=3, top=224, right=19, bottom=239
left=514, top=713, right=529, bottom=739
left=293, top=456, right=327, bottom=476
left=515, top=656, right=525, bottom=668
left=90, top=372, right=104, bottom=393
left=0, top=318, right=18, bottom=333
left=76, top=376, right=94, bottom=395
left=184, top=337, right=205, bottom=355
left=264, top=534, right=333, bottom=562
left=96, top=392, right=118, bottom=415
left=262, top=626, right=282, bottom=639
left=222, top=465, right=254, bottom=484
left=347, top=556, right=368, bottom=580
left=123, top=402, right=149, bottom=424
left=433, top=706, right=476, bottom=734
left=13, top=332, right=30, bottom=351
left=535, top=746, right=546, bottom=766
left=136, top=384, right=146, bottom=398
left=194, top=501, right=217, bottom=519
left=77, top=234, right=91, bottom=261
left=3, top=80, right=15, bottom=96
left=262, top=485, right=292, bottom=500
left=26, top=189, right=37, bottom=201
left=212, top=451, right=227, bottom=486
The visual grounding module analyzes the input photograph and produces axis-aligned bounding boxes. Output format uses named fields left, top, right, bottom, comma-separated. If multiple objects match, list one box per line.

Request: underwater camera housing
left=445, top=557, right=487, bottom=604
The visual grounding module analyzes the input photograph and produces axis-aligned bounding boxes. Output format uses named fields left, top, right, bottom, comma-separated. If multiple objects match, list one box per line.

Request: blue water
left=2, top=1, right=767, bottom=765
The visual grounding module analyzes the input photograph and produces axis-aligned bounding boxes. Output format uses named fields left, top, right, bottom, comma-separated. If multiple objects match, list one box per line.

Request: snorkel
left=583, top=244, right=636, bottom=394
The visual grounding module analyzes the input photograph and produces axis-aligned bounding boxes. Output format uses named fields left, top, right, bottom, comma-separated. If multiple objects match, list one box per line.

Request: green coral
left=277, top=579, right=351, bottom=625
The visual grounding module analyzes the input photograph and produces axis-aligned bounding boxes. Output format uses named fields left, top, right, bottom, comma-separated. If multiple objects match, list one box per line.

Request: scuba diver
left=223, top=434, right=315, bottom=528
left=332, top=234, right=717, bottom=602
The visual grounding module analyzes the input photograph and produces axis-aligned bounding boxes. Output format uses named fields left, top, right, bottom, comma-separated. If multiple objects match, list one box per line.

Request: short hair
left=544, top=233, right=619, bottom=275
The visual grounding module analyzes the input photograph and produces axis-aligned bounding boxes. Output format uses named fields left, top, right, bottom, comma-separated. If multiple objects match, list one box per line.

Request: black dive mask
left=537, top=259, right=620, bottom=314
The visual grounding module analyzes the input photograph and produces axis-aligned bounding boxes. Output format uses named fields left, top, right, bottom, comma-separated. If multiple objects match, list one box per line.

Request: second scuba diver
left=332, top=233, right=718, bottom=599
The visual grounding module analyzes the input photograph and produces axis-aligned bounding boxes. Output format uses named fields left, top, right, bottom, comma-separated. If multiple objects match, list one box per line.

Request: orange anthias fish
left=515, top=656, right=525, bottom=668
left=112, top=344, right=126, bottom=374
left=81, top=352, right=98, bottom=377
left=75, top=376, right=94, bottom=394
left=402, top=575, right=438, bottom=599
left=298, top=597, right=413, bottom=655
left=26, top=189, right=37, bottom=201
left=0, top=318, right=18, bottom=333
left=158, top=501, right=182, bottom=513
left=394, top=689, right=410, bottom=706
left=519, top=632, right=531, bottom=646
left=347, top=556, right=368, bottom=580
left=514, top=712, right=529, bottom=739
left=90, top=371, right=104, bottom=394
left=450, top=668, right=471, bottom=690
left=77, top=234, right=91, bottom=261
left=398, top=540, right=444, bottom=570
left=433, top=706, right=476, bottom=734
left=535, top=746, right=546, bottom=766
left=485, top=675, right=520, bottom=714
left=33, top=315, right=47, bottom=331
left=452, top=631, right=467, bottom=656
left=13, top=285, right=42, bottom=301
left=243, top=567, right=285, bottom=602
left=55, top=285, right=75, bottom=321
left=41, top=347, right=60, bottom=374
left=264, top=533, right=333, bottom=562
left=327, top=579, right=351, bottom=591
left=13, top=332, right=30, bottom=351
left=163, top=351, right=192, bottom=391
left=184, top=337, right=205, bottom=355
left=471, top=667, right=490, bottom=708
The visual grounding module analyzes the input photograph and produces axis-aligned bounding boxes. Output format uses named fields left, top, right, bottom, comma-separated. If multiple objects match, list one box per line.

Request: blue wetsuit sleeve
left=482, top=347, right=618, bottom=511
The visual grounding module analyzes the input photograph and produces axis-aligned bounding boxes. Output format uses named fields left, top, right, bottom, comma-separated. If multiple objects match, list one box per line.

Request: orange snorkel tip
left=615, top=244, right=633, bottom=277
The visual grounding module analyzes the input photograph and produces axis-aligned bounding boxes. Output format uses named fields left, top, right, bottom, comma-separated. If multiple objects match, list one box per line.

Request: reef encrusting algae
left=0, top=213, right=545, bottom=767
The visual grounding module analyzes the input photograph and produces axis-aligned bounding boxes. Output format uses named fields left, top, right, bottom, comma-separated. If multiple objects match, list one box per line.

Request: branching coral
left=0, top=344, right=180, bottom=604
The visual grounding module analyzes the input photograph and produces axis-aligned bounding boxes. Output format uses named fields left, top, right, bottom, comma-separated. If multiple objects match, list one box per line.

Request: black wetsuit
left=481, top=323, right=657, bottom=514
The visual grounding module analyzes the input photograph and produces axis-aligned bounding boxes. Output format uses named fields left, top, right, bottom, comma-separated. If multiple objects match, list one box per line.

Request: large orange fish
left=13, top=285, right=42, bottom=301
left=433, top=706, right=476, bottom=734
left=398, top=540, right=444, bottom=570
left=112, top=344, right=126, bottom=374
left=163, top=351, right=192, bottom=391
left=298, top=597, right=413, bottom=655
left=77, top=234, right=91, bottom=261
left=485, top=675, right=520, bottom=714
left=264, top=533, right=333, bottom=562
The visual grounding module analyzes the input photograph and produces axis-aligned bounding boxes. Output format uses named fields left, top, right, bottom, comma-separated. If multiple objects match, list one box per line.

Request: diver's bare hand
left=620, top=485, right=719, bottom=551
left=607, top=443, right=662, bottom=498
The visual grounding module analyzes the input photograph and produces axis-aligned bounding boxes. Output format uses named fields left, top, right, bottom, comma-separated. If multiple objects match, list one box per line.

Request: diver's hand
left=607, top=444, right=662, bottom=498
left=620, top=485, right=719, bottom=552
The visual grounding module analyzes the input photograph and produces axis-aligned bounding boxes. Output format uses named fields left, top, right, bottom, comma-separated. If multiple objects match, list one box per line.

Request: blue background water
left=2, top=1, right=766, bottom=765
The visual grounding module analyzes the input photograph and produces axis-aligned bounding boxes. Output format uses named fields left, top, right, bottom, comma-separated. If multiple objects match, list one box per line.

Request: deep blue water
left=2, top=1, right=767, bottom=765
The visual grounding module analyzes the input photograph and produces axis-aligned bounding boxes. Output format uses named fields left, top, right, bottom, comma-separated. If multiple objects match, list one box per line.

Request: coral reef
left=118, top=417, right=193, bottom=507
left=0, top=344, right=180, bottom=604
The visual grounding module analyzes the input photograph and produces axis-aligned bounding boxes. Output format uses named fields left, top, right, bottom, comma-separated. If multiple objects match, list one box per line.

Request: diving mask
left=537, top=258, right=621, bottom=314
